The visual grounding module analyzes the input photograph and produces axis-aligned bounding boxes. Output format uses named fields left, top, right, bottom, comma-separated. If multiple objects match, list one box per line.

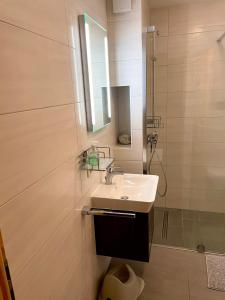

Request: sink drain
left=120, top=196, right=129, bottom=200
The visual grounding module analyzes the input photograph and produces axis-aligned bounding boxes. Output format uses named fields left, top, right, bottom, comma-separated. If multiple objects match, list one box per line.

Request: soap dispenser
left=88, top=146, right=99, bottom=167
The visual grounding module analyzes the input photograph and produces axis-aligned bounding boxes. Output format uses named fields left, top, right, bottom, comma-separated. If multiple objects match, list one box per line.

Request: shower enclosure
left=145, top=19, right=225, bottom=254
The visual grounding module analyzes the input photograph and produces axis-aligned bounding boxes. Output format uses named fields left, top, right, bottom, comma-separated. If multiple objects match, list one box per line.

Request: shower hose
left=147, top=141, right=168, bottom=198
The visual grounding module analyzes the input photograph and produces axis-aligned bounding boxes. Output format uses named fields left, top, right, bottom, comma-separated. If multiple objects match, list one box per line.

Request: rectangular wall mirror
left=79, top=14, right=111, bottom=132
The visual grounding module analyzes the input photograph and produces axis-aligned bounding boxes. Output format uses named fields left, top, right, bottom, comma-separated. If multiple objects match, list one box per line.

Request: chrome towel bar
left=82, top=206, right=136, bottom=219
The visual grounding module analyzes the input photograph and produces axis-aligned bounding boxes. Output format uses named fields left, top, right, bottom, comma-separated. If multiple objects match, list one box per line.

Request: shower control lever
left=147, top=132, right=158, bottom=151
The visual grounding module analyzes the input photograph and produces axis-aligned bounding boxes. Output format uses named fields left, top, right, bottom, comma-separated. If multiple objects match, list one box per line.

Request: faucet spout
left=105, top=166, right=124, bottom=185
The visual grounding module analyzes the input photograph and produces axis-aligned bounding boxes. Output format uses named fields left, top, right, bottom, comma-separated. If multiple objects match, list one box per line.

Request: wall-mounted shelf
left=146, top=115, right=163, bottom=129
left=111, top=86, right=131, bottom=146
left=80, top=146, right=114, bottom=171
left=82, top=157, right=114, bottom=171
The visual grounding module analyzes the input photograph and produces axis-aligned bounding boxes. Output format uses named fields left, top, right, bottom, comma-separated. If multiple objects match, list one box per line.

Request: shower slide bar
left=217, top=32, right=225, bottom=42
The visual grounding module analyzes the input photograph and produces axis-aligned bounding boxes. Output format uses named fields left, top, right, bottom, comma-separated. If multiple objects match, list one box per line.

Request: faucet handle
left=106, top=165, right=121, bottom=172
left=106, top=166, right=113, bottom=173
left=112, top=166, right=121, bottom=171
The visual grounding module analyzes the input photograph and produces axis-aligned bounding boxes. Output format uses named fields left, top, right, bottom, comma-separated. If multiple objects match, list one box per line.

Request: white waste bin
left=99, top=264, right=145, bottom=300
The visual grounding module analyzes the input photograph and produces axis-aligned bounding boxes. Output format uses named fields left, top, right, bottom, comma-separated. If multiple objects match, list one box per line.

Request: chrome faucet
left=105, top=166, right=124, bottom=185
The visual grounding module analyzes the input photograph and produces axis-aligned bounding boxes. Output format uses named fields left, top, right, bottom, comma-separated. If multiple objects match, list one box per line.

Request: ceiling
left=149, top=0, right=212, bottom=8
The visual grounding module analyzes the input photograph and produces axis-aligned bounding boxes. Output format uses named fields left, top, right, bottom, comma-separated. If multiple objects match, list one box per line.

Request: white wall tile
left=108, top=19, right=142, bottom=61
left=110, top=59, right=143, bottom=98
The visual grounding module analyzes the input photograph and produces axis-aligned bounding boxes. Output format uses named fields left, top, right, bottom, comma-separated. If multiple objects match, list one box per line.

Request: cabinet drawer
left=94, top=207, right=154, bottom=262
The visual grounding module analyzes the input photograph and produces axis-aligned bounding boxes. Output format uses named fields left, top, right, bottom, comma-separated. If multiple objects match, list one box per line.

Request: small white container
left=99, top=264, right=145, bottom=300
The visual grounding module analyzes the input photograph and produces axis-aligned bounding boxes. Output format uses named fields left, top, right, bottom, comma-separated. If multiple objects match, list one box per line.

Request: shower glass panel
left=146, top=21, right=225, bottom=255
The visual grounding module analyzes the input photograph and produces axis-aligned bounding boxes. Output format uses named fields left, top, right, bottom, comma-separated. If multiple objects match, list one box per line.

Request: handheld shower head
left=147, top=25, right=159, bottom=35
left=147, top=25, right=156, bottom=33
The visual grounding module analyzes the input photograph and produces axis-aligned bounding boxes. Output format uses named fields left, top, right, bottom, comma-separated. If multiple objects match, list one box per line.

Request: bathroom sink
left=91, top=173, right=159, bottom=213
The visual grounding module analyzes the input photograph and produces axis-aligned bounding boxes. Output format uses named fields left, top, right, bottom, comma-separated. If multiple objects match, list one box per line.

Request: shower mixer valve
left=147, top=132, right=158, bottom=152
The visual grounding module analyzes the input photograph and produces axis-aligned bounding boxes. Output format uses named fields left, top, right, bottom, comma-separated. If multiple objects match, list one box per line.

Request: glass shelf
left=80, top=146, right=114, bottom=171
left=82, top=157, right=114, bottom=171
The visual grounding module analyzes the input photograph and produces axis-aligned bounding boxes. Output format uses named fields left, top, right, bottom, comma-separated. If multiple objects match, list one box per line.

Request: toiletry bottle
left=88, top=146, right=99, bottom=167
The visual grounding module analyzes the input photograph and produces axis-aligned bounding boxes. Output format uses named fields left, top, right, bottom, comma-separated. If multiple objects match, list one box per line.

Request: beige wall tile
left=142, top=0, right=150, bottom=28
left=150, top=8, right=169, bottom=37
left=155, top=65, right=167, bottom=93
left=168, top=61, right=225, bottom=93
left=0, top=0, right=117, bottom=298
left=115, top=160, right=143, bottom=174
left=168, top=30, right=225, bottom=65
left=167, top=142, right=225, bottom=167
left=167, top=117, right=225, bottom=143
left=65, top=6, right=80, bottom=49
left=149, top=161, right=167, bottom=208
left=0, top=22, right=74, bottom=114
left=169, top=0, right=225, bottom=35
left=0, top=0, right=68, bottom=44
left=167, top=165, right=225, bottom=191
left=0, top=105, right=77, bottom=206
left=154, top=194, right=166, bottom=208
left=82, top=211, right=110, bottom=300
left=149, top=162, right=167, bottom=191
left=68, top=0, right=107, bottom=28
left=166, top=187, right=225, bottom=213
left=147, top=142, right=166, bottom=165
left=167, top=90, right=225, bottom=118
left=66, top=0, right=107, bottom=48
left=149, top=0, right=225, bottom=216
left=13, top=212, right=84, bottom=300
left=147, top=92, right=167, bottom=118
left=0, top=160, right=81, bottom=278
left=148, top=36, right=168, bottom=66
left=75, top=101, right=117, bottom=153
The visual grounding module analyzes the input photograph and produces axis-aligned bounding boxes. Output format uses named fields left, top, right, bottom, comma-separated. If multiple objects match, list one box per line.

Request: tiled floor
left=153, top=208, right=225, bottom=254
left=136, top=246, right=225, bottom=300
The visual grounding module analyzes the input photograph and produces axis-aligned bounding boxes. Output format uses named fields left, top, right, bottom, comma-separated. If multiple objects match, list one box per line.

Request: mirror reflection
left=79, top=14, right=111, bottom=132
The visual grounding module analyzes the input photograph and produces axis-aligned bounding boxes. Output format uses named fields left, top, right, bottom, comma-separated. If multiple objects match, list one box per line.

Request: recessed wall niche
left=111, top=86, right=131, bottom=146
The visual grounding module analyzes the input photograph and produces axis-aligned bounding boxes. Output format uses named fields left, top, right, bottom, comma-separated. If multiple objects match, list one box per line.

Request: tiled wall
left=149, top=0, right=225, bottom=213
left=107, top=0, right=149, bottom=173
left=0, top=0, right=117, bottom=299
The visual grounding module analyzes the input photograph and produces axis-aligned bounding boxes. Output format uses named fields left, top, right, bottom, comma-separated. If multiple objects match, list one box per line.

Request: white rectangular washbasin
left=91, top=173, right=159, bottom=213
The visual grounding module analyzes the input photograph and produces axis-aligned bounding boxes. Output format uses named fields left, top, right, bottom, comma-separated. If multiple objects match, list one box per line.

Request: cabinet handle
left=82, top=206, right=136, bottom=219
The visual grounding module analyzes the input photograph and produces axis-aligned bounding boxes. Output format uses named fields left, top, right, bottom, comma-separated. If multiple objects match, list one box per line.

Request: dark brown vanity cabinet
left=94, top=207, right=154, bottom=262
